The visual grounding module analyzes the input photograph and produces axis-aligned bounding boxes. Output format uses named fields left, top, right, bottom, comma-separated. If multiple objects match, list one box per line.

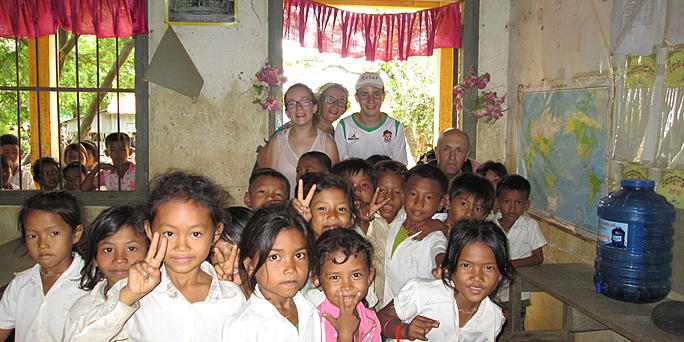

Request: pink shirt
left=318, top=299, right=381, bottom=342
left=97, top=161, right=136, bottom=191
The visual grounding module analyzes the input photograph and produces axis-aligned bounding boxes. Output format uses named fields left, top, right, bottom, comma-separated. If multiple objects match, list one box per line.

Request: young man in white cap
left=334, top=72, right=408, bottom=164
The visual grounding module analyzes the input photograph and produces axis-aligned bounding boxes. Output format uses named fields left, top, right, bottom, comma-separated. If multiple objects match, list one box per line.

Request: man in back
left=435, top=128, right=471, bottom=185
left=334, top=72, right=408, bottom=164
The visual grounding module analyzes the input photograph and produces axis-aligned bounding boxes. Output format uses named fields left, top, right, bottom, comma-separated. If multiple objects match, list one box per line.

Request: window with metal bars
left=0, top=29, right=148, bottom=205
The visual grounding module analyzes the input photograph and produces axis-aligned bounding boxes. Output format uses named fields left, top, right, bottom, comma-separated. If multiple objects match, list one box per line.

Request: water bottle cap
left=621, top=179, right=655, bottom=188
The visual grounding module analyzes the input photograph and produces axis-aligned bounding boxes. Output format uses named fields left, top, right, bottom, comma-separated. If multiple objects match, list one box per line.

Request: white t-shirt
left=9, top=167, right=35, bottom=190
left=494, top=214, right=547, bottom=302
left=334, top=113, right=408, bottom=164
left=62, top=278, right=138, bottom=342
left=391, top=278, right=505, bottom=342
left=0, top=254, right=87, bottom=342
left=66, top=261, right=245, bottom=342
left=383, top=213, right=447, bottom=307
left=222, top=286, right=321, bottom=342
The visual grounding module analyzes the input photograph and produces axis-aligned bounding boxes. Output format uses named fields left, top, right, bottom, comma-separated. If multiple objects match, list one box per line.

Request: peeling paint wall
left=147, top=0, right=270, bottom=202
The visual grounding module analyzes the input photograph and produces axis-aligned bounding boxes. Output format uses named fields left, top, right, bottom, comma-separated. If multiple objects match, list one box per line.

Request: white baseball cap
left=355, top=72, right=384, bottom=90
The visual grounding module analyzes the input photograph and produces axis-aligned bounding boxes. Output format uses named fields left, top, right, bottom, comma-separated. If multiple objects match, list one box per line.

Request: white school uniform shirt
left=222, top=286, right=322, bottom=342
left=383, top=210, right=447, bottom=307
left=390, top=278, right=504, bottom=342
left=65, top=261, right=244, bottom=342
left=62, top=278, right=138, bottom=342
left=9, top=167, right=35, bottom=190
left=0, top=254, right=86, bottom=342
left=494, top=214, right=547, bottom=302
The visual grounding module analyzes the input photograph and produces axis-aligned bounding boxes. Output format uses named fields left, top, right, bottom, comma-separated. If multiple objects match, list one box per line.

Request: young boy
left=243, top=168, right=289, bottom=210
left=494, top=174, right=547, bottom=317
left=0, top=134, right=35, bottom=190
left=331, top=158, right=377, bottom=234
left=383, top=164, right=448, bottom=307
left=476, top=161, right=508, bottom=192
left=82, top=132, right=136, bottom=191
left=434, top=173, right=496, bottom=228
left=63, top=161, right=87, bottom=191
left=295, top=151, right=331, bottom=181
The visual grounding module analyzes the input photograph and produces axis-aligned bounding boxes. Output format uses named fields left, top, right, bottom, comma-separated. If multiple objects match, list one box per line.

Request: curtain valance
left=284, top=0, right=462, bottom=61
left=0, top=0, right=148, bottom=38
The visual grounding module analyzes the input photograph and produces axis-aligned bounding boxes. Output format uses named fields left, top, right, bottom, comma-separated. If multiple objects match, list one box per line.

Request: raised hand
left=291, top=179, right=316, bottom=222
left=323, top=291, right=362, bottom=342
left=405, top=218, right=448, bottom=241
left=403, top=315, right=440, bottom=341
left=213, top=244, right=241, bottom=284
left=119, top=232, right=167, bottom=306
left=357, top=187, right=390, bottom=223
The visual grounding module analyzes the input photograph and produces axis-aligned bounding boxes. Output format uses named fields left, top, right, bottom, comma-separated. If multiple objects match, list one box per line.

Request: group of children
left=0, top=132, right=136, bottom=192
left=0, top=149, right=547, bottom=341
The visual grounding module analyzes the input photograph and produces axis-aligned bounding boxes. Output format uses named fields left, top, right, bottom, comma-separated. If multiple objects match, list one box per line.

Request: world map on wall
left=518, top=88, right=610, bottom=233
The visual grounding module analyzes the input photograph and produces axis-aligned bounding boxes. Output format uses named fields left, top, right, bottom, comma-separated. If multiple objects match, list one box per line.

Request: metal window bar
left=0, top=34, right=136, bottom=191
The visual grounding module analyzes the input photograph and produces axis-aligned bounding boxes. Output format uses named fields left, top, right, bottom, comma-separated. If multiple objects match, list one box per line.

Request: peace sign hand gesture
left=358, top=187, right=391, bottom=223
left=323, top=291, right=363, bottom=342
left=213, top=244, right=242, bottom=285
left=119, top=232, right=167, bottom=306
left=291, top=179, right=316, bottom=222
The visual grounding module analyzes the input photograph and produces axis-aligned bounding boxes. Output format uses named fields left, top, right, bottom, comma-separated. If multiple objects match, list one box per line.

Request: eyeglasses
left=285, top=98, right=313, bottom=110
left=323, top=95, right=347, bottom=108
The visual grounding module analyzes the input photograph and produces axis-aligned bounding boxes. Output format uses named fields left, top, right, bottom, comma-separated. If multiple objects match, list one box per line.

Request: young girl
left=62, top=204, right=149, bottom=341
left=314, top=228, right=381, bottom=342
left=258, top=83, right=340, bottom=197
left=378, top=219, right=512, bottom=342
left=222, top=204, right=320, bottom=341
left=0, top=191, right=86, bottom=342
left=64, top=171, right=245, bottom=341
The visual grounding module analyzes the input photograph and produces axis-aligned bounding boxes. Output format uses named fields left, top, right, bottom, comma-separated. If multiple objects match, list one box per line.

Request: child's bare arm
left=511, top=247, right=543, bottom=267
left=257, top=137, right=276, bottom=169
left=405, top=219, right=448, bottom=241
left=0, top=328, right=12, bottom=342
left=378, top=301, right=439, bottom=341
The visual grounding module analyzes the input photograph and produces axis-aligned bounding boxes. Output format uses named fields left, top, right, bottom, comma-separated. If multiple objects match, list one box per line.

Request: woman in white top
left=0, top=191, right=86, bottom=342
left=258, top=83, right=339, bottom=197
left=222, top=204, right=320, bottom=342
left=378, top=220, right=512, bottom=342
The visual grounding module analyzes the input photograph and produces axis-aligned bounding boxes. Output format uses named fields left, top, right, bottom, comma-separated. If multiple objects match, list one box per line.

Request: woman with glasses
left=258, top=83, right=340, bottom=197
left=315, top=83, right=350, bottom=136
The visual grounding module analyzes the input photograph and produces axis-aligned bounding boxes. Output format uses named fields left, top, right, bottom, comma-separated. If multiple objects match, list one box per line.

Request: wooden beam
left=434, top=48, right=454, bottom=145
left=28, top=35, right=59, bottom=163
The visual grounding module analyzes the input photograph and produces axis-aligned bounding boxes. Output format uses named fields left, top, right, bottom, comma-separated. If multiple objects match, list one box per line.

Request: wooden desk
left=507, top=263, right=682, bottom=342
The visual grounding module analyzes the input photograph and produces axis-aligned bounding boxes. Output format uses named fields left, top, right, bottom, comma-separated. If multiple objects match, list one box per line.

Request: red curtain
left=283, top=0, right=462, bottom=61
left=0, top=0, right=148, bottom=38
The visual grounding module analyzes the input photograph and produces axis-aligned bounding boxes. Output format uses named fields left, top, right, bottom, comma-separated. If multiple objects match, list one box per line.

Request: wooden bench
left=505, top=263, right=681, bottom=342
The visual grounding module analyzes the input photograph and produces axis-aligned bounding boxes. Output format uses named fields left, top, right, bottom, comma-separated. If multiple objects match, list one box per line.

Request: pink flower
left=476, top=73, right=490, bottom=89
left=261, top=98, right=280, bottom=111
left=464, top=75, right=478, bottom=89
left=453, top=86, right=463, bottom=96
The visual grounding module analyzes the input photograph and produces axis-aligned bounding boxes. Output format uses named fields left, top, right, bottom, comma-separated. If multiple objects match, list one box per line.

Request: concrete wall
left=479, top=1, right=683, bottom=339
left=0, top=0, right=270, bottom=245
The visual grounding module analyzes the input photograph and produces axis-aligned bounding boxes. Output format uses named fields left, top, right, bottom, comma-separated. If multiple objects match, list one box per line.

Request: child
left=366, top=160, right=408, bottom=306
left=244, top=168, right=290, bottom=210
left=1, top=155, right=12, bottom=189
left=0, top=133, right=35, bottom=190
left=296, top=151, right=332, bottom=181
left=382, top=164, right=448, bottom=307
left=82, top=132, right=136, bottom=191
left=378, top=220, right=511, bottom=342
left=435, top=173, right=495, bottom=228
left=210, top=206, right=253, bottom=284
left=69, top=171, right=245, bottom=341
left=476, top=161, right=508, bottom=192
left=331, top=158, right=377, bottom=234
left=32, top=156, right=62, bottom=191
left=63, top=204, right=149, bottom=341
left=222, top=204, right=321, bottom=341
left=314, top=229, right=381, bottom=342
left=63, top=143, right=88, bottom=166
left=366, top=154, right=391, bottom=166
left=79, top=140, right=99, bottom=171
left=494, top=175, right=547, bottom=307
left=0, top=191, right=86, bottom=341
left=63, top=161, right=87, bottom=191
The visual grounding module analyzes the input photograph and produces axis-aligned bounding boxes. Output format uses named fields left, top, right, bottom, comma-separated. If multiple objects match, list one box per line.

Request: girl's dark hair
left=32, top=156, right=60, bottom=182
left=476, top=161, right=508, bottom=179
left=298, top=172, right=357, bottom=220
left=314, top=228, right=373, bottom=276
left=147, top=170, right=229, bottom=227
left=80, top=205, right=148, bottom=290
left=448, top=173, right=496, bottom=214
left=441, top=219, right=513, bottom=292
left=63, top=161, right=87, bottom=175
left=220, top=206, right=253, bottom=245
left=238, top=204, right=316, bottom=294
left=17, top=191, right=84, bottom=252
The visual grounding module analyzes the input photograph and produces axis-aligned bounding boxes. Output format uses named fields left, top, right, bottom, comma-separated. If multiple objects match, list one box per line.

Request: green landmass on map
left=566, top=112, right=600, bottom=159
left=545, top=174, right=555, bottom=189
left=588, top=171, right=602, bottom=208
